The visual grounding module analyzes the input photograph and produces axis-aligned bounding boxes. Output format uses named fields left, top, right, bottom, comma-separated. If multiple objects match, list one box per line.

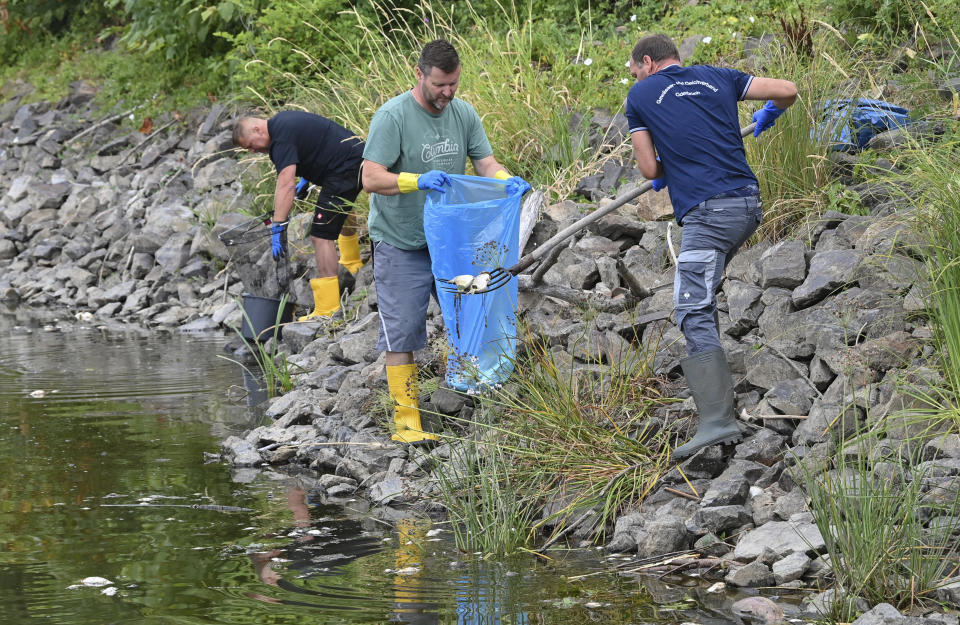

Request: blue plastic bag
left=816, top=98, right=910, bottom=151
left=424, top=175, right=523, bottom=392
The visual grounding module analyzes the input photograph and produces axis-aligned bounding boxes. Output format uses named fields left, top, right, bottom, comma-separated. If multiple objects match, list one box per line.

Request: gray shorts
left=373, top=240, right=436, bottom=353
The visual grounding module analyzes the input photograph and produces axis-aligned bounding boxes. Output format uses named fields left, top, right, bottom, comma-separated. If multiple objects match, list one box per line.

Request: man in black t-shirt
left=233, top=111, right=366, bottom=320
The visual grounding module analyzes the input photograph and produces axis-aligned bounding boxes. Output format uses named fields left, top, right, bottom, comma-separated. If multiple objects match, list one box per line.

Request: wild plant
left=799, top=430, right=960, bottom=618
left=432, top=325, right=673, bottom=555
left=219, top=294, right=299, bottom=397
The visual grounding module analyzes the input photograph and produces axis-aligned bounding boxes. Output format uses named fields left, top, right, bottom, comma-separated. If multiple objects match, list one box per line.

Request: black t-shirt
left=267, top=111, right=364, bottom=183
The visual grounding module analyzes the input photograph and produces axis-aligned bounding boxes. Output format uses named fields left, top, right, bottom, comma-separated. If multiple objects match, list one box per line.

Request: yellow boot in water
left=338, top=233, right=364, bottom=274
left=298, top=277, right=340, bottom=321
left=387, top=364, right=438, bottom=444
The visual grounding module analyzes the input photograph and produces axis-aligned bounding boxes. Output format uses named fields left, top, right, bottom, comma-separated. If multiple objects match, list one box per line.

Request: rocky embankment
left=2, top=79, right=959, bottom=619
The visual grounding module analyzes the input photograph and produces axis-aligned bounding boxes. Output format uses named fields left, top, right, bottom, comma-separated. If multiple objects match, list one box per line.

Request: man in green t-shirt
left=362, top=38, right=530, bottom=445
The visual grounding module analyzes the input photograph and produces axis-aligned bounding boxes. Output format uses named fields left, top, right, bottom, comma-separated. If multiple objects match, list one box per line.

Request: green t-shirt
left=363, top=91, right=494, bottom=250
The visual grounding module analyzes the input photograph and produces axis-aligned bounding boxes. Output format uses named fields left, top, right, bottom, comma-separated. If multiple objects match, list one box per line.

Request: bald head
left=232, top=117, right=270, bottom=152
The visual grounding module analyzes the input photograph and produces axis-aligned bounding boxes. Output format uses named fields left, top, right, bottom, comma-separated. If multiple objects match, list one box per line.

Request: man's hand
left=396, top=170, right=450, bottom=193
left=752, top=100, right=787, bottom=136
left=416, top=170, right=450, bottom=192
left=649, top=156, right=666, bottom=191
left=295, top=177, right=309, bottom=200
left=505, top=176, right=531, bottom=196
left=270, top=221, right=288, bottom=260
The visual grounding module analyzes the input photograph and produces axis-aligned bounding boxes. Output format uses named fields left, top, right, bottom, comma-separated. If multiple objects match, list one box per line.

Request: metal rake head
left=437, top=268, right=512, bottom=295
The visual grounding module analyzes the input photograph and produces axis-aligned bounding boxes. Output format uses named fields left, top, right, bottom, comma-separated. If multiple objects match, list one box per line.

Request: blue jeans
left=674, top=194, right=762, bottom=355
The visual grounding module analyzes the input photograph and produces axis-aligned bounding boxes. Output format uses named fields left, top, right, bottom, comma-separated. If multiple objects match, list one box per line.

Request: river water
left=0, top=307, right=739, bottom=625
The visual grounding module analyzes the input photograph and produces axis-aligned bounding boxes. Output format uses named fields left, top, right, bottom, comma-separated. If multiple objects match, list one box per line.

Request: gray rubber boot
left=672, top=348, right=742, bottom=461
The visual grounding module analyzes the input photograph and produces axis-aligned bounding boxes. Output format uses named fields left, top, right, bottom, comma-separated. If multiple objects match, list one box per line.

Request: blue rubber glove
left=417, top=170, right=451, bottom=192
left=270, top=221, right=288, bottom=260
left=295, top=177, right=309, bottom=200
left=505, top=176, right=531, bottom=196
left=752, top=100, right=787, bottom=137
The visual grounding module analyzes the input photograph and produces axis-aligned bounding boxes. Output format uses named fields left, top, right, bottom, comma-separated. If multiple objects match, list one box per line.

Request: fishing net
left=215, top=212, right=291, bottom=297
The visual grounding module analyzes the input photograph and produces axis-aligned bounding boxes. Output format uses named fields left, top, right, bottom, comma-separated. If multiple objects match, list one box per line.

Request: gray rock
left=803, top=589, right=869, bottom=617
left=726, top=280, right=764, bottom=335
left=793, top=400, right=864, bottom=446
left=634, top=516, right=688, bottom=558
left=732, top=519, right=825, bottom=561
left=791, top=249, right=862, bottom=308
left=701, top=473, right=751, bottom=507
left=154, top=232, right=192, bottom=273
left=220, top=436, right=262, bottom=467
left=368, top=474, right=412, bottom=505
left=693, top=532, right=730, bottom=557
left=542, top=247, right=599, bottom=290
left=694, top=505, right=752, bottom=534
left=339, top=329, right=378, bottom=365
left=326, top=483, right=356, bottom=497
left=431, top=388, right=467, bottom=415
left=924, top=433, right=960, bottom=460
left=0, top=239, right=16, bottom=260
left=735, top=429, right=788, bottom=464
left=731, top=596, right=785, bottom=625
left=281, top=322, right=319, bottom=353
left=749, top=488, right=779, bottom=526
left=764, top=378, right=815, bottom=417
left=934, top=577, right=960, bottom=607
left=773, top=487, right=808, bottom=520
left=760, top=239, right=807, bottom=289
left=849, top=602, right=936, bottom=625
left=744, top=349, right=806, bottom=394
left=192, top=157, right=239, bottom=189
left=725, top=560, right=775, bottom=587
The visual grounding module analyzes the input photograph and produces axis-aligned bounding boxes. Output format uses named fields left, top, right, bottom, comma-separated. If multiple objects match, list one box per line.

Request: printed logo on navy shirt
left=656, top=79, right=720, bottom=104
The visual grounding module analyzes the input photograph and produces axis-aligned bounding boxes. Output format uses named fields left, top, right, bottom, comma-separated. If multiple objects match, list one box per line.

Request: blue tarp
left=817, top=98, right=910, bottom=151
left=423, top=175, right=523, bottom=392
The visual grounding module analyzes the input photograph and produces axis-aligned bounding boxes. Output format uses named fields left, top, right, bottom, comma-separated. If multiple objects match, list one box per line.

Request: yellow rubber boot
left=387, top=364, right=438, bottom=444
left=338, top=233, right=364, bottom=274
left=298, top=277, right=340, bottom=321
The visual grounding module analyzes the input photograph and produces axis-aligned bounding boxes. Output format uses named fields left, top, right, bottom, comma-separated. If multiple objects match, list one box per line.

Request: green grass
left=0, top=26, right=225, bottom=122
left=798, top=432, right=960, bottom=618
left=432, top=328, right=673, bottom=555
left=910, top=141, right=960, bottom=411
left=246, top=0, right=629, bottom=201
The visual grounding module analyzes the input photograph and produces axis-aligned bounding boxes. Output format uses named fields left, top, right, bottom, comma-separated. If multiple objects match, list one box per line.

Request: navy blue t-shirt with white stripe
left=625, top=64, right=757, bottom=222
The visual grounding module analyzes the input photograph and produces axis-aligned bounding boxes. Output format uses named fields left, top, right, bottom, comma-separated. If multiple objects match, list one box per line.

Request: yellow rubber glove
left=396, top=172, right=420, bottom=194
left=493, top=170, right=510, bottom=181
left=397, top=170, right=450, bottom=193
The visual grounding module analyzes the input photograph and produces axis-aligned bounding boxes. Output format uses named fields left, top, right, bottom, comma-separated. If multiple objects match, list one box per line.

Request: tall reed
left=246, top=0, right=622, bottom=200
left=799, top=435, right=960, bottom=618
left=744, top=28, right=872, bottom=240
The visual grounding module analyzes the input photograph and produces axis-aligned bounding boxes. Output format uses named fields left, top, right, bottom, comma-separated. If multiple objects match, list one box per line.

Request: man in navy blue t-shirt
left=233, top=111, right=366, bottom=321
left=625, top=33, right=796, bottom=461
